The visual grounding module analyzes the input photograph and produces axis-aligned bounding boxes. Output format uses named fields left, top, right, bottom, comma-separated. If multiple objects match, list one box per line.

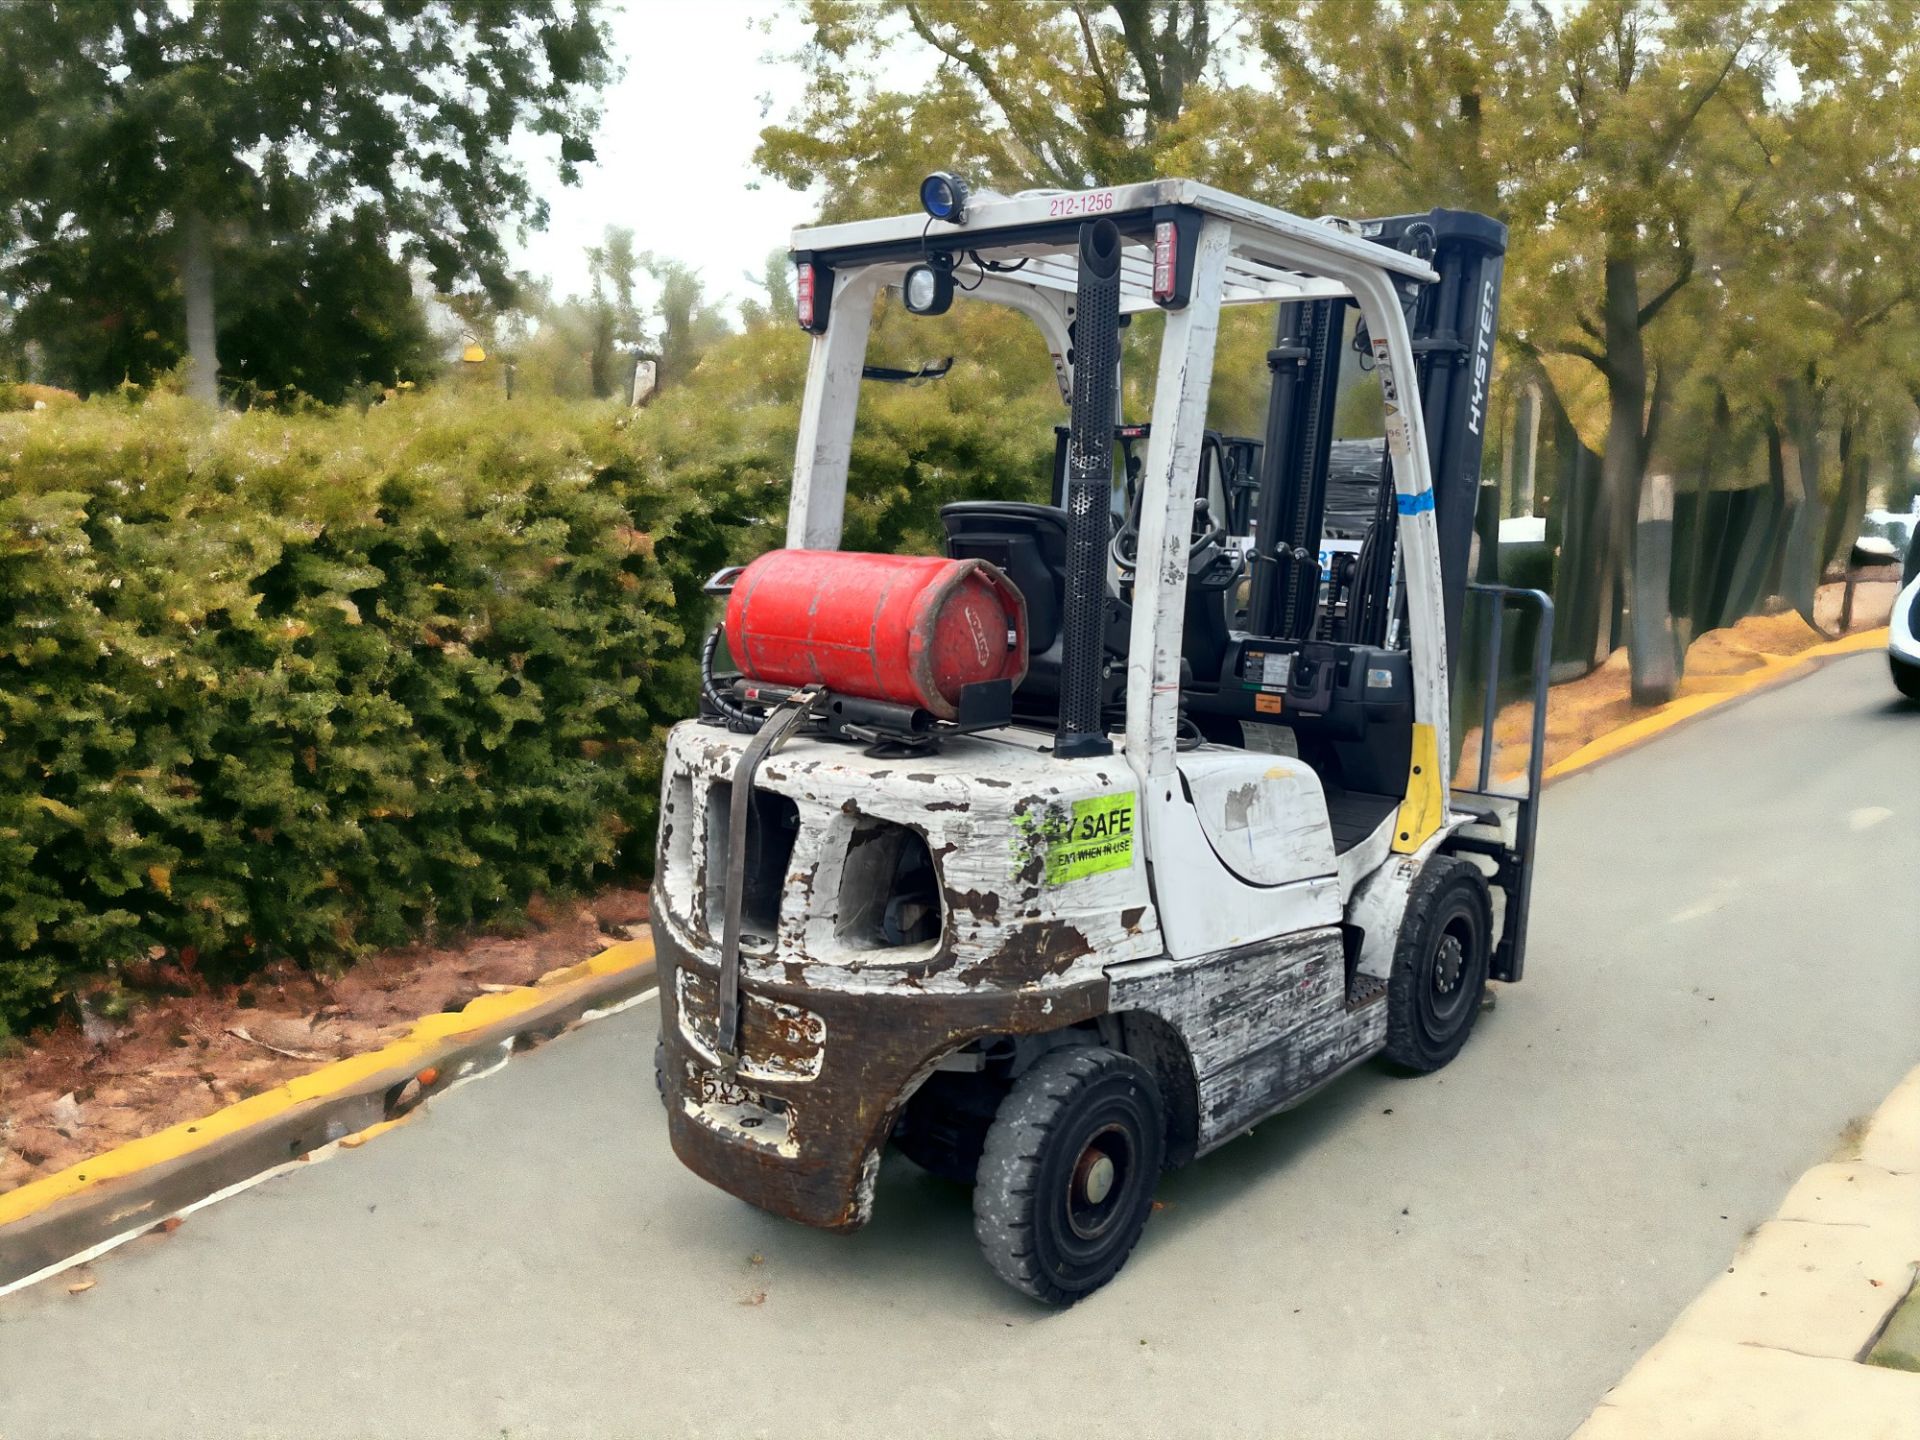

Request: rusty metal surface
left=654, top=922, right=1107, bottom=1231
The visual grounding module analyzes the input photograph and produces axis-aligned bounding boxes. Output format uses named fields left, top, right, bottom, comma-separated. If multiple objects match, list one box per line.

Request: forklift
left=651, top=176, right=1552, bottom=1305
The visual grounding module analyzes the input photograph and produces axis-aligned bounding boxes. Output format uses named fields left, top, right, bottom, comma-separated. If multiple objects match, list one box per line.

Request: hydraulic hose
left=701, top=623, right=758, bottom=733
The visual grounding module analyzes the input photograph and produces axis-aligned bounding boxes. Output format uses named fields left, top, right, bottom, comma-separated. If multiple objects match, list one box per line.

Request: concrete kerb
left=0, top=935, right=657, bottom=1296
left=1569, top=1062, right=1920, bottom=1439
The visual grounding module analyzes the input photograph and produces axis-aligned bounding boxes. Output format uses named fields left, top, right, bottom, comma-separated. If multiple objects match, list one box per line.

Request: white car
left=1894, top=529, right=1920, bottom=699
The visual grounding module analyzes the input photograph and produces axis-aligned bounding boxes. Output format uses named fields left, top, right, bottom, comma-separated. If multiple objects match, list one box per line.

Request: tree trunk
left=588, top=310, right=614, bottom=399
left=1820, top=413, right=1869, bottom=571
left=181, top=209, right=220, bottom=407
left=1596, top=253, right=1650, bottom=673
left=1760, top=416, right=1792, bottom=601
left=1782, top=391, right=1823, bottom=621
left=1516, top=381, right=1541, bottom=517
left=1630, top=471, right=1677, bottom=704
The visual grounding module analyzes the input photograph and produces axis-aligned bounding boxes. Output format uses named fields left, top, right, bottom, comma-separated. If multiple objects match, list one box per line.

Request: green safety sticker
left=1016, top=791, right=1137, bottom=885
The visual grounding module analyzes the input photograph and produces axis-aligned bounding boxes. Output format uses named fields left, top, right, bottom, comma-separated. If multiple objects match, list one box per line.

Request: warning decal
left=1015, top=791, right=1136, bottom=885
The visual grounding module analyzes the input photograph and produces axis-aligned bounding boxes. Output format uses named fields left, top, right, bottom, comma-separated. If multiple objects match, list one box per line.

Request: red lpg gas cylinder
left=724, top=549, right=1028, bottom=719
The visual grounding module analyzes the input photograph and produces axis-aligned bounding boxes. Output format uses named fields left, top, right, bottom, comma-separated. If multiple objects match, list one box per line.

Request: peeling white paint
left=1109, top=928, right=1385, bottom=1152
left=679, top=1098, right=798, bottom=1167
left=656, top=720, right=1161, bottom=1000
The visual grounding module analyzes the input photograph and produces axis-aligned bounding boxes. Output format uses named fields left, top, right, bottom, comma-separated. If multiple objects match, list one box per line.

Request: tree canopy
left=758, top=0, right=1920, bottom=699
left=0, top=0, right=615, bottom=402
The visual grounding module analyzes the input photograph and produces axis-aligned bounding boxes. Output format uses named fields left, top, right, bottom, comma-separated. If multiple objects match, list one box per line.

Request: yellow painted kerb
left=0, top=935, right=655, bottom=1230
left=1544, top=626, right=1889, bottom=783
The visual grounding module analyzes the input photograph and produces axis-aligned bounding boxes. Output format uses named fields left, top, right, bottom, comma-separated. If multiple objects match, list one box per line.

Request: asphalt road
left=2, top=653, right=1915, bottom=1440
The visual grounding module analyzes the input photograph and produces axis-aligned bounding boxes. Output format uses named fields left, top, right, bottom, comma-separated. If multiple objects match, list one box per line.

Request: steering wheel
left=1111, top=492, right=1231, bottom=576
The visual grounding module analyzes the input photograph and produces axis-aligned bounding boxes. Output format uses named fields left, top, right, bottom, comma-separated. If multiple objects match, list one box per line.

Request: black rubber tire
left=1384, top=855, right=1493, bottom=1074
left=1892, top=655, right=1920, bottom=701
left=653, top=1037, right=667, bottom=1106
left=972, top=1046, right=1164, bottom=1306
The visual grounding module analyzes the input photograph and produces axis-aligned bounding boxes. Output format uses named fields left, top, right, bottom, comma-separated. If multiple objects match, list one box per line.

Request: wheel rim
left=1420, top=908, right=1482, bottom=1043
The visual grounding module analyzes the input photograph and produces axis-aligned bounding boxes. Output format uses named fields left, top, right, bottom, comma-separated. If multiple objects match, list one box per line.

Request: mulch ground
left=1454, top=579, right=1896, bottom=786
left=0, top=889, right=649, bottom=1197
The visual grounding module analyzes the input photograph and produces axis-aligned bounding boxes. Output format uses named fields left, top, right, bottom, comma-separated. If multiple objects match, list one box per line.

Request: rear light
left=1152, top=221, right=1177, bottom=303
left=796, top=262, right=817, bottom=329
left=795, top=259, right=832, bottom=332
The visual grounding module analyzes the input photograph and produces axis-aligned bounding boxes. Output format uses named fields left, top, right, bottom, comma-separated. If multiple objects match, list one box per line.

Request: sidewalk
left=1571, top=1064, right=1920, bottom=1439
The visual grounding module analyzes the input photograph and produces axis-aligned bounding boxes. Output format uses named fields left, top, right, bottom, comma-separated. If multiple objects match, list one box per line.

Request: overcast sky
left=508, top=0, right=819, bottom=311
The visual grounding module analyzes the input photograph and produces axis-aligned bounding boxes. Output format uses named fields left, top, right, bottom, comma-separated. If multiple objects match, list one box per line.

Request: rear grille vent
left=703, top=782, right=800, bottom=945
left=836, top=818, right=942, bottom=950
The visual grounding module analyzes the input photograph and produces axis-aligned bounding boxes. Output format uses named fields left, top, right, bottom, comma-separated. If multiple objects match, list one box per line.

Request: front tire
left=973, top=1047, right=1164, bottom=1306
left=1384, top=855, right=1493, bottom=1073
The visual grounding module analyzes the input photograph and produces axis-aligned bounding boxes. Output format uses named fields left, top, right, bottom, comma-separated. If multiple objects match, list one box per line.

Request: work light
left=919, top=171, right=970, bottom=223
left=902, top=261, right=954, bottom=316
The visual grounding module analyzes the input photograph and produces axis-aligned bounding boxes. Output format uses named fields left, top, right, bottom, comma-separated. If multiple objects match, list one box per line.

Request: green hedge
left=0, top=316, right=1061, bottom=1032
left=0, top=394, right=705, bottom=1031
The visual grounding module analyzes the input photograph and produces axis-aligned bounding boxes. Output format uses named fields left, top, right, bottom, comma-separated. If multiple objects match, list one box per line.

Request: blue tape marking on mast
left=1396, top=490, right=1436, bottom=516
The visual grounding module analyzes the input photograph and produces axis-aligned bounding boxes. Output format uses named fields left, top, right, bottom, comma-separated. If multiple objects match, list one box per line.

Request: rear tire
left=1893, top=655, right=1920, bottom=701
left=973, top=1047, right=1164, bottom=1306
left=1384, top=855, right=1492, bottom=1074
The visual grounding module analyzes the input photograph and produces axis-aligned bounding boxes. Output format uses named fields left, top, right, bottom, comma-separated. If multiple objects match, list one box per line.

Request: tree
left=0, top=0, right=614, bottom=404
left=219, top=206, right=441, bottom=407
left=757, top=1, right=1273, bottom=218
left=1711, top=5, right=1920, bottom=606
left=3, top=219, right=182, bottom=395
left=585, top=228, right=647, bottom=399
left=1258, top=1, right=1781, bottom=698
left=1249, top=0, right=1519, bottom=217
left=1513, top=3, right=1773, bottom=696
left=12, top=194, right=438, bottom=404
left=763, top=0, right=1920, bottom=705
left=495, top=232, right=736, bottom=402
left=642, top=255, right=731, bottom=388
left=739, top=251, right=799, bottom=331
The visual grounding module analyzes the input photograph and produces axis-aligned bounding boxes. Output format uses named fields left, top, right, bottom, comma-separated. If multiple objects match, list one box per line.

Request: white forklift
left=651, top=176, right=1551, bottom=1304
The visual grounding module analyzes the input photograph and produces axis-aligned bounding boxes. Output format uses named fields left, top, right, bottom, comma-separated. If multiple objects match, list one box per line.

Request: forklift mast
left=1250, top=210, right=1507, bottom=671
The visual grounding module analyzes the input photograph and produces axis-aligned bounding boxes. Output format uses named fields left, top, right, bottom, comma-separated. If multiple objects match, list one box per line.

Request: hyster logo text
left=1467, top=278, right=1495, bottom=436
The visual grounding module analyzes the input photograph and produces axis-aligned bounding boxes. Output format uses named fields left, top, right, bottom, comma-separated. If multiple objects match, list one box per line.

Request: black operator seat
left=940, top=502, right=1065, bottom=652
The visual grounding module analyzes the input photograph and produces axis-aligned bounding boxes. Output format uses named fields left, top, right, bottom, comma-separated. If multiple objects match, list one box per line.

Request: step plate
left=1345, top=972, right=1388, bottom=1009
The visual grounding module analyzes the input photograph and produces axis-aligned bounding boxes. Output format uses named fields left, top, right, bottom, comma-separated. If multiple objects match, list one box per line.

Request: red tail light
left=1152, top=221, right=1177, bottom=304
left=794, top=260, right=833, bottom=333
left=796, top=262, right=817, bottom=329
